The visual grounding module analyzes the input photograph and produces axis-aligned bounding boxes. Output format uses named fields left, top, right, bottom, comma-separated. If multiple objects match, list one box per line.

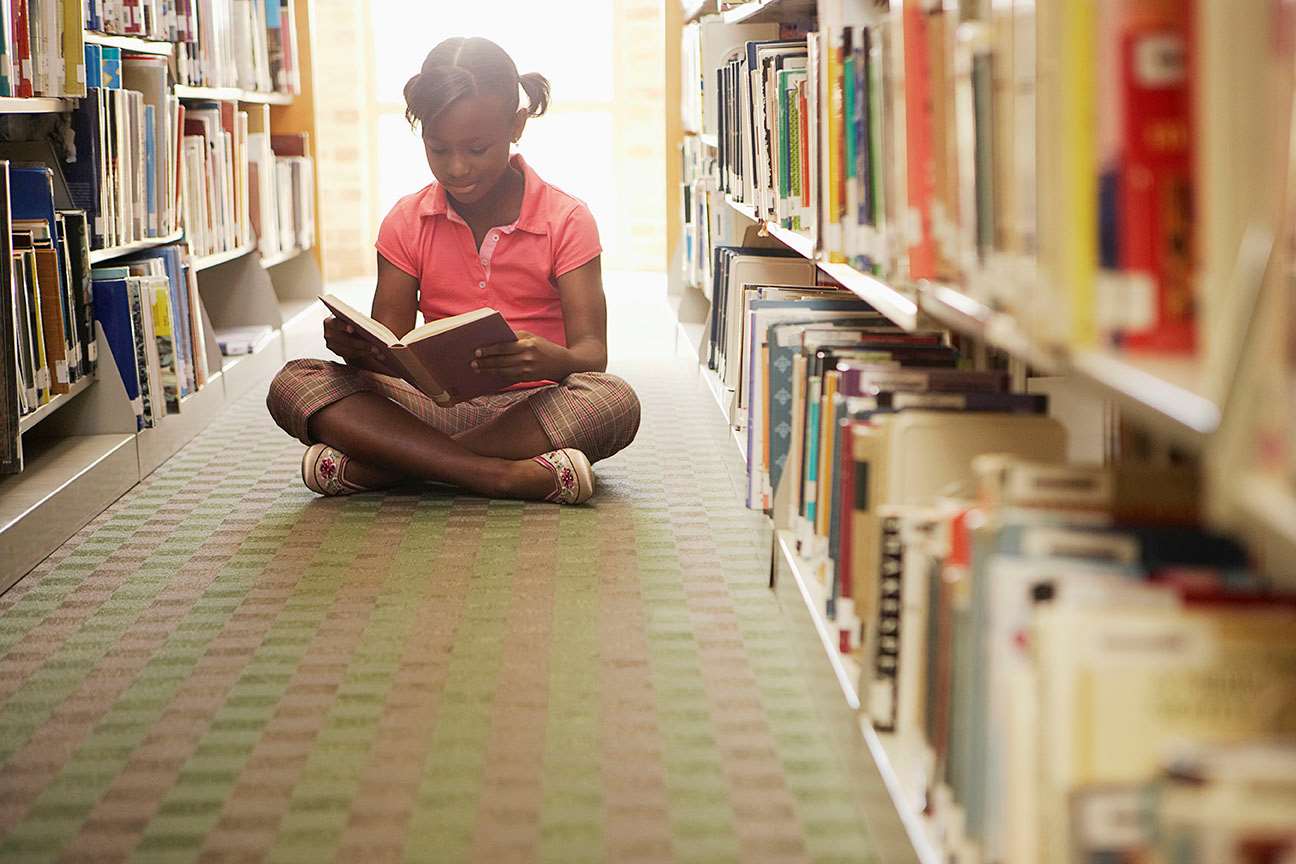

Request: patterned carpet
left=0, top=284, right=877, bottom=863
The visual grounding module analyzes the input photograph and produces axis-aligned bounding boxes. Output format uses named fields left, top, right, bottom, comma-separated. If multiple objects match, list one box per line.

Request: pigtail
left=519, top=72, right=551, bottom=118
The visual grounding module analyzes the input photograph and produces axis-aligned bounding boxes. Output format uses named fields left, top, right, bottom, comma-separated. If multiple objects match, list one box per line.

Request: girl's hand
left=323, top=316, right=394, bottom=374
left=471, top=330, right=568, bottom=384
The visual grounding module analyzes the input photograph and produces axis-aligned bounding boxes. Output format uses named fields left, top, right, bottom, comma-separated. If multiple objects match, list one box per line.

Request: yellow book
left=816, top=369, right=840, bottom=540
left=825, top=29, right=842, bottom=254
left=1061, top=1, right=1096, bottom=346
left=62, top=0, right=86, bottom=97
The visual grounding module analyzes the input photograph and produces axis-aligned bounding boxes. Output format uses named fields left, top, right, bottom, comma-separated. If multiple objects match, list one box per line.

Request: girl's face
left=423, top=94, right=527, bottom=207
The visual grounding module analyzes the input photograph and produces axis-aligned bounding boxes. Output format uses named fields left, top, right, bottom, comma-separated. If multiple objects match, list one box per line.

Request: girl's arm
left=323, top=253, right=421, bottom=374
left=472, top=256, right=608, bottom=381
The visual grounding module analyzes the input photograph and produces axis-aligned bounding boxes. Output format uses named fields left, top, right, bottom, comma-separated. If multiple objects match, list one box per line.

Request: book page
left=405, top=306, right=503, bottom=342
left=318, top=293, right=399, bottom=346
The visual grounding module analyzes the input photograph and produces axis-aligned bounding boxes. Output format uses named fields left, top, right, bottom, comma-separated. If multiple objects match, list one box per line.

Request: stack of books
left=858, top=458, right=1293, bottom=863
left=92, top=243, right=209, bottom=430
left=169, top=0, right=302, bottom=95
left=2, top=165, right=96, bottom=438
left=68, top=48, right=184, bottom=251
left=180, top=97, right=250, bottom=257
left=0, top=0, right=88, bottom=98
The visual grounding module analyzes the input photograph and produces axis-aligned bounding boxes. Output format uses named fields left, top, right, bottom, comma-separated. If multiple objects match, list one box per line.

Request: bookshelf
left=0, top=0, right=325, bottom=592
left=0, top=97, right=72, bottom=114
left=88, top=230, right=187, bottom=264
left=83, top=31, right=173, bottom=55
left=722, top=0, right=816, bottom=25
left=670, top=1, right=1296, bottom=859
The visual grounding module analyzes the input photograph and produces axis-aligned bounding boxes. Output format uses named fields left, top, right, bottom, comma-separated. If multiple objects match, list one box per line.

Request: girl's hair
left=404, top=37, right=550, bottom=131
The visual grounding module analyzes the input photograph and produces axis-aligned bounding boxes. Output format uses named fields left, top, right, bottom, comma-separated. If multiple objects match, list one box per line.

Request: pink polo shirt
left=375, top=153, right=601, bottom=350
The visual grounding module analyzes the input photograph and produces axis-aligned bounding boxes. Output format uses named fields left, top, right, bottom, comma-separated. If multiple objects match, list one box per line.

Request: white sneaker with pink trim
left=301, top=444, right=368, bottom=496
left=533, top=448, right=595, bottom=505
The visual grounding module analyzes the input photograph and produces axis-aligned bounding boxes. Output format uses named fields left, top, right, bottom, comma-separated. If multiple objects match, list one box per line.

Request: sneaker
left=302, top=444, right=368, bottom=496
left=533, top=448, right=595, bottom=505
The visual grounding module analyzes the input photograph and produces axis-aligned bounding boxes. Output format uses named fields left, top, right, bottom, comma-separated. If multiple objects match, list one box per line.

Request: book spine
left=1113, top=7, right=1195, bottom=352
left=903, top=3, right=936, bottom=280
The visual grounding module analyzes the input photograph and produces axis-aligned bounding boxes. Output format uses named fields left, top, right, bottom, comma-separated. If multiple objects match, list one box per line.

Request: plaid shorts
left=266, top=359, right=641, bottom=463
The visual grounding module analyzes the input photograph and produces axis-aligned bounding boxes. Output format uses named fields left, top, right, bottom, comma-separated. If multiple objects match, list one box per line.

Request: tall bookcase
left=668, top=1, right=1296, bottom=861
left=0, top=1, right=326, bottom=591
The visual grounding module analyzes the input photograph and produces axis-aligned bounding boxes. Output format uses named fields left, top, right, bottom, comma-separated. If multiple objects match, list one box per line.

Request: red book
left=270, top=133, right=310, bottom=158
left=902, top=5, right=937, bottom=280
left=837, top=422, right=857, bottom=609
left=12, top=0, right=31, bottom=98
left=318, top=294, right=518, bottom=405
left=1116, top=6, right=1195, bottom=352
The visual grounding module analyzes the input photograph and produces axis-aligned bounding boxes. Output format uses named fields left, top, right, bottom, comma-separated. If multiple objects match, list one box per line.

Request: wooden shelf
left=0, top=96, right=73, bottom=114
left=193, top=243, right=256, bottom=271
left=0, top=433, right=138, bottom=593
left=772, top=531, right=942, bottom=864
left=84, top=31, right=173, bottom=55
left=18, top=376, right=95, bottom=435
left=88, top=229, right=185, bottom=263
left=722, top=0, right=817, bottom=23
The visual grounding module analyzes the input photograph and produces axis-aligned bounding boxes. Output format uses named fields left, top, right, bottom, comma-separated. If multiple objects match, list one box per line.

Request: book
left=318, top=294, right=519, bottom=406
left=214, top=323, right=274, bottom=356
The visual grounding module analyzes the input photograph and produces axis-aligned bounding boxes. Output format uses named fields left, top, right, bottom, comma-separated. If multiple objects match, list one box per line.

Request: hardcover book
left=319, top=294, right=518, bottom=406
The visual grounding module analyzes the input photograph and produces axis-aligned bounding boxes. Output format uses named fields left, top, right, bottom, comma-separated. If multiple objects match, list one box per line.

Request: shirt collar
left=419, top=153, right=547, bottom=235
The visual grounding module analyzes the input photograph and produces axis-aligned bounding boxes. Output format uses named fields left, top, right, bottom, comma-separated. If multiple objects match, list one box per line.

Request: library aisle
left=0, top=277, right=886, bottom=862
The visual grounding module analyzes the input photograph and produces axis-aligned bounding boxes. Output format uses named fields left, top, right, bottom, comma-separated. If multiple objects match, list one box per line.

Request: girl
left=267, top=37, right=640, bottom=504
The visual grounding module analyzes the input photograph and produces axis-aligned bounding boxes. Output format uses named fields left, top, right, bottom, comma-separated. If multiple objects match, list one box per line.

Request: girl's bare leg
left=307, top=392, right=557, bottom=498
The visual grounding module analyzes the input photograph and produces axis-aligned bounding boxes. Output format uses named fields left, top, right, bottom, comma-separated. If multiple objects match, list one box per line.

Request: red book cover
left=270, top=133, right=309, bottom=158
left=902, top=5, right=937, bottom=280
left=1116, top=6, right=1195, bottom=352
left=12, top=0, right=31, bottom=98
left=319, top=295, right=519, bottom=405
left=837, top=423, right=857, bottom=608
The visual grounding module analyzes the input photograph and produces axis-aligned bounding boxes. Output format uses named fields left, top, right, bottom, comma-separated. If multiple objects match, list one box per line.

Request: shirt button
left=478, top=281, right=486, bottom=288
left=491, top=233, right=499, bottom=240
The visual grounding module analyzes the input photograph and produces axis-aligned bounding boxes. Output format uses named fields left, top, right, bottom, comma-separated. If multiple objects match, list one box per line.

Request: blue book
left=84, top=45, right=102, bottom=89
left=9, top=166, right=58, bottom=239
left=143, top=105, right=156, bottom=236
left=101, top=47, right=122, bottom=90
left=91, top=277, right=143, bottom=424
left=67, top=92, right=105, bottom=247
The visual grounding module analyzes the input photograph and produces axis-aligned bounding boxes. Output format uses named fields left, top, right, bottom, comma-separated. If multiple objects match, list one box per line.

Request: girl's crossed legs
left=267, top=359, right=640, bottom=500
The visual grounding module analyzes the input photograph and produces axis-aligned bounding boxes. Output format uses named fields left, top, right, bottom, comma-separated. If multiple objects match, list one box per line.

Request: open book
left=319, top=294, right=517, bottom=405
